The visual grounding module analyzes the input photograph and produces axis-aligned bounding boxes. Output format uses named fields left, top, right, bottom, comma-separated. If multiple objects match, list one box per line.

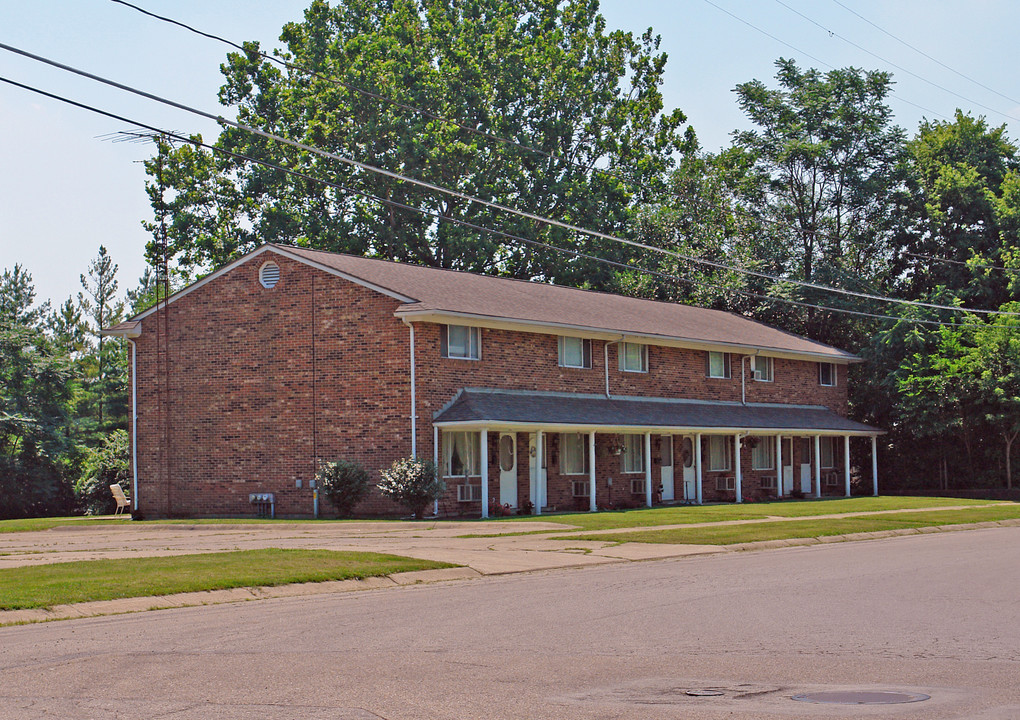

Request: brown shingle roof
left=281, top=245, right=857, bottom=361
left=434, top=388, right=882, bottom=434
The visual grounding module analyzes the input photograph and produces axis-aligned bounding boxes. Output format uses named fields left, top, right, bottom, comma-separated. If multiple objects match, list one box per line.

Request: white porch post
left=843, top=435, right=851, bottom=498
left=814, top=435, right=822, bottom=498
left=433, top=425, right=440, bottom=516
left=535, top=429, right=543, bottom=515
left=695, top=433, right=703, bottom=504
left=589, top=431, right=597, bottom=512
left=871, top=435, right=879, bottom=496
left=480, top=429, right=489, bottom=518
left=644, top=432, right=653, bottom=507
left=734, top=434, right=743, bottom=503
left=775, top=435, right=783, bottom=499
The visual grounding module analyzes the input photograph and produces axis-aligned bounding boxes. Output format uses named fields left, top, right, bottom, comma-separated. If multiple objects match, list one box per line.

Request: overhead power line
left=773, top=0, right=1020, bottom=124
left=0, top=71, right=996, bottom=330
left=2, top=40, right=1017, bottom=320
left=699, top=0, right=950, bottom=122
left=114, top=0, right=990, bottom=279
left=830, top=0, right=1020, bottom=108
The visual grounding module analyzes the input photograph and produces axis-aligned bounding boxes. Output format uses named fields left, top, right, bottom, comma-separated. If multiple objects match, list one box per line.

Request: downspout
left=128, top=339, right=138, bottom=512
left=402, top=318, right=417, bottom=458
left=604, top=336, right=624, bottom=398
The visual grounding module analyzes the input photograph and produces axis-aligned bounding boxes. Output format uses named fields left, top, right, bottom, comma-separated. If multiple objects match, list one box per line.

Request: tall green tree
left=77, top=246, right=127, bottom=434
left=900, top=111, right=1020, bottom=308
left=0, top=267, right=74, bottom=518
left=729, top=58, right=908, bottom=346
left=144, top=0, right=693, bottom=288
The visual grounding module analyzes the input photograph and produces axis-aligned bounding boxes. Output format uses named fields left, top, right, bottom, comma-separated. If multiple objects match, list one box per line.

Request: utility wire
left=0, top=71, right=992, bottom=330
left=699, top=0, right=950, bottom=121
left=2, top=40, right=1015, bottom=318
left=830, top=0, right=1020, bottom=108
left=774, top=0, right=1020, bottom=123
left=904, top=250, right=1020, bottom=275
left=114, top=0, right=986, bottom=278
left=109, top=0, right=589, bottom=173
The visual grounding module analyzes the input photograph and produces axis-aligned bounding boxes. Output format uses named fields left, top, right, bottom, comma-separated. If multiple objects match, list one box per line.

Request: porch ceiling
left=432, top=388, right=883, bottom=436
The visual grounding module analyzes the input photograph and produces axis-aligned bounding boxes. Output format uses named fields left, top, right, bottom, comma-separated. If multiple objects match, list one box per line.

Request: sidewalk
left=1, top=506, right=1017, bottom=626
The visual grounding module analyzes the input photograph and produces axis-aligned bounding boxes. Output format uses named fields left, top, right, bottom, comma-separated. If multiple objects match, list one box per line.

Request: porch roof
left=432, top=388, right=883, bottom=436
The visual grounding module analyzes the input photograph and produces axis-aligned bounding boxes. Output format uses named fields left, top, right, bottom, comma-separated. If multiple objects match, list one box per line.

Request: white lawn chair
left=110, top=484, right=130, bottom=515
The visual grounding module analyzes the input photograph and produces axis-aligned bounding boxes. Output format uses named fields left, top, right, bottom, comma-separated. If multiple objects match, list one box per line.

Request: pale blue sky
left=2, top=0, right=1018, bottom=308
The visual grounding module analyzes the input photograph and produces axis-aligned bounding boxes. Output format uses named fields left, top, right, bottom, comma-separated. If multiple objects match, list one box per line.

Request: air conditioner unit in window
left=571, top=480, right=590, bottom=497
left=457, top=484, right=482, bottom=502
left=715, top=475, right=735, bottom=491
left=630, top=479, right=647, bottom=495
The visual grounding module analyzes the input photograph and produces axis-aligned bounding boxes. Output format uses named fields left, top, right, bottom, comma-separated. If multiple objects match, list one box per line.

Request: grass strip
left=0, top=549, right=454, bottom=611
left=557, top=505, right=1020, bottom=545
left=478, top=496, right=1007, bottom=533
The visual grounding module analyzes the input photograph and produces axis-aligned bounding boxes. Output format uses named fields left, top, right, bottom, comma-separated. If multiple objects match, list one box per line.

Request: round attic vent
left=259, top=261, right=280, bottom=289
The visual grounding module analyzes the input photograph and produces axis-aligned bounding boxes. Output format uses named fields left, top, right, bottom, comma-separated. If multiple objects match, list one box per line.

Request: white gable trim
left=132, top=245, right=416, bottom=321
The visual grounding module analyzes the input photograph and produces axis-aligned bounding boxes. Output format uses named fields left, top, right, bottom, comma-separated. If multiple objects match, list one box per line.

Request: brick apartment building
left=104, top=244, right=882, bottom=518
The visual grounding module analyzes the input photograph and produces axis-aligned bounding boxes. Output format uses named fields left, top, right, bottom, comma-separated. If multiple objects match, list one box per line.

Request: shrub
left=316, top=460, right=371, bottom=517
left=377, top=458, right=444, bottom=519
left=74, top=429, right=130, bottom=515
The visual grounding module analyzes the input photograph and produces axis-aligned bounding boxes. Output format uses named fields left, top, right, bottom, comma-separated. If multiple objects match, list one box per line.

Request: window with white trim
left=558, top=336, right=592, bottom=369
left=444, top=431, right=481, bottom=477
left=620, top=434, right=645, bottom=473
left=707, top=351, right=731, bottom=379
left=442, top=325, right=480, bottom=360
left=819, top=362, right=837, bottom=386
left=819, top=436, right=836, bottom=469
left=618, top=342, right=648, bottom=373
left=707, top=435, right=732, bottom=471
left=560, top=433, right=590, bottom=475
left=751, top=439, right=774, bottom=470
left=751, top=355, right=774, bottom=382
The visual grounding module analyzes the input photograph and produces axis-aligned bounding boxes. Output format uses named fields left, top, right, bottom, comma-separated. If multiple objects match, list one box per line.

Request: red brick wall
left=131, top=249, right=853, bottom=517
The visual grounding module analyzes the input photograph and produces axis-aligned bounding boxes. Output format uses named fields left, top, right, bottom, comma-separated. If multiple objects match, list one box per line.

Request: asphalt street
left=1, top=527, right=1018, bottom=719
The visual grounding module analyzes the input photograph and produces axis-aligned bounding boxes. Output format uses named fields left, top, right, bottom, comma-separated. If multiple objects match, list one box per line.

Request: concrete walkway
left=1, top=504, right=1017, bottom=626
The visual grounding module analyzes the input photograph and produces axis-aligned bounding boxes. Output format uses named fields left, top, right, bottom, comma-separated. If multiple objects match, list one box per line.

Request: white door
left=659, top=435, right=674, bottom=501
left=781, top=438, right=794, bottom=494
left=499, top=433, right=517, bottom=507
left=799, top=438, right=813, bottom=493
left=681, top=436, right=697, bottom=501
left=528, top=433, right=547, bottom=508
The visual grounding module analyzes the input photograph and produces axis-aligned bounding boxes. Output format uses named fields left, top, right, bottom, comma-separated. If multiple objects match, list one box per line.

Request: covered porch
left=431, top=389, right=883, bottom=518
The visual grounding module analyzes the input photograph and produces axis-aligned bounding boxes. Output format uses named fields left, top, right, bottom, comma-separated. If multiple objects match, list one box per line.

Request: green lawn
left=477, top=496, right=1007, bottom=533
left=0, top=549, right=454, bottom=611
left=558, top=504, right=1020, bottom=545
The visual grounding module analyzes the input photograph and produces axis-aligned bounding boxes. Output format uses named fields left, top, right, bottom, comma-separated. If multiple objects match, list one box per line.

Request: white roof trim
left=132, top=245, right=416, bottom=322
left=398, top=309, right=860, bottom=363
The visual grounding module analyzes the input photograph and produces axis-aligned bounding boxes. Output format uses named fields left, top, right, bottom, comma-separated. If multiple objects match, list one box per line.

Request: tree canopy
left=146, top=0, right=694, bottom=289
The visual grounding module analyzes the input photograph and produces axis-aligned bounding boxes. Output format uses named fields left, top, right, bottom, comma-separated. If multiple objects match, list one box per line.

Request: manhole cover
left=685, top=690, right=725, bottom=697
left=792, top=691, right=930, bottom=705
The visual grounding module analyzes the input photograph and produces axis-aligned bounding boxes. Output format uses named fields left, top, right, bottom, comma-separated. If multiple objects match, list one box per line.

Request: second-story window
left=618, top=342, right=648, bottom=373
left=707, top=351, right=731, bottom=378
left=751, top=355, right=774, bottom=382
left=819, top=362, right=837, bottom=386
left=442, top=324, right=480, bottom=360
left=558, top=336, right=592, bottom=368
